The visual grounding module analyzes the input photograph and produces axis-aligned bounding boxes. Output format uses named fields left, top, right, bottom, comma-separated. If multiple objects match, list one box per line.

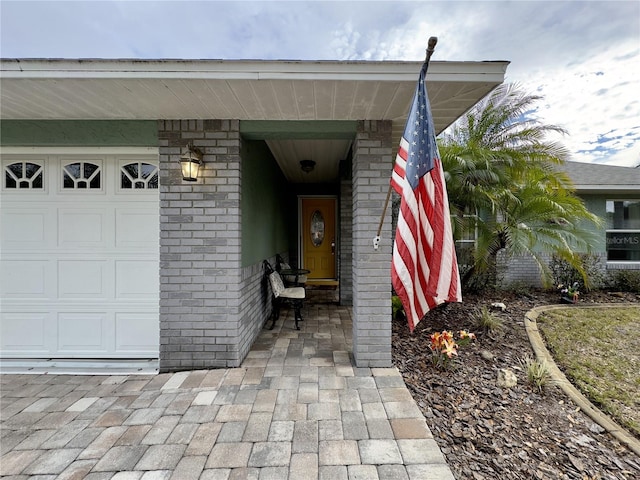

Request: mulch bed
left=392, top=289, right=640, bottom=480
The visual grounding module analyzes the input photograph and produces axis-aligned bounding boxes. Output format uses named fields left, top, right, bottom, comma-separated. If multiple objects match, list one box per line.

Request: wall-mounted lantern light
left=300, top=159, right=316, bottom=173
left=180, top=143, right=204, bottom=182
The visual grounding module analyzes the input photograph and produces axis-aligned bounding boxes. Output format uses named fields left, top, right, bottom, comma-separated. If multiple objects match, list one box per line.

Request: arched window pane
left=63, top=162, right=101, bottom=189
left=120, top=162, right=158, bottom=189
left=4, top=162, right=44, bottom=189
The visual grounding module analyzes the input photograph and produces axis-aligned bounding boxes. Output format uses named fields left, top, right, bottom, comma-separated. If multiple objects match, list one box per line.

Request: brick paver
left=0, top=298, right=455, bottom=479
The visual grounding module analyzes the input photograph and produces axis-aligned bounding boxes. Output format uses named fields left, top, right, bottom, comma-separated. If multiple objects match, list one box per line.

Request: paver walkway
left=0, top=294, right=455, bottom=479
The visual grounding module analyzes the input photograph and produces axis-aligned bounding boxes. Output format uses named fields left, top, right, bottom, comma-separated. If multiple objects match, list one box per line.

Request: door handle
left=331, top=239, right=335, bottom=255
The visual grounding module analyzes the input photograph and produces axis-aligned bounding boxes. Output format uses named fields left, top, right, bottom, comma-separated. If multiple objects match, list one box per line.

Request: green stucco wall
left=0, top=120, right=157, bottom=146
left=241, top=140, right=290, bottom=267
left=241, top=120, right=357, bottom=140
left=238, top=120, right=354, bottom=268
left=581, top=195, right=607, bottom=253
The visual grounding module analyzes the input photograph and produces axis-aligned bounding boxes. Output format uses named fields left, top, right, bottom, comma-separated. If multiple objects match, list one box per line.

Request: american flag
left=391, top=62, right=462, bottom=332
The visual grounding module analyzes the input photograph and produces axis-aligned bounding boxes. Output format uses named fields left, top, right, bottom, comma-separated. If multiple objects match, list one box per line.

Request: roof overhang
left=0, top=58, right=509, bottom=182
left=0, top=58, right=509, bottom=127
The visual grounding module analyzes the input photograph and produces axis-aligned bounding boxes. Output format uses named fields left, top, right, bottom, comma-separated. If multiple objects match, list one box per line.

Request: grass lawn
left=537, top=306, right=640, bottom=437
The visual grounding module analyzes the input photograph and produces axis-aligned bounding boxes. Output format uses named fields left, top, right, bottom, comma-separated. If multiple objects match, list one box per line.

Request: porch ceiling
left=0, top=58, right=509, bottom=183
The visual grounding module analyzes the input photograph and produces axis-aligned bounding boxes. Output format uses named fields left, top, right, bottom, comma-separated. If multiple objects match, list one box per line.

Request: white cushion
left=269, top=272, right=286, bottom=297
left=282, top=286, right=305, bottom=299
left=269, top=272, right=305, bottom=299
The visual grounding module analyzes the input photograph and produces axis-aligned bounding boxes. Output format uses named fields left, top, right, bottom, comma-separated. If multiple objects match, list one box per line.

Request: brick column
left=340, top=177, right=353, bottom=305
left=158, top=120, right=242, bottom=371
left=351, top=120, right=394, bottom=367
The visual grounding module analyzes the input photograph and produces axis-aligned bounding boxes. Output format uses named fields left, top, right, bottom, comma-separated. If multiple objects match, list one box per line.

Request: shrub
left=460, top=266, right=498, bottom=293
left=519, top=355, right=551, bottom=393
left=501, top=281, right=531, bottom=297
left=476, top=306, right=503, bottom=335
left=392, top=295, right=405, bottom=320
left=549, top=253, right=604, bottom=292
left=604, top=269, right=640, bottom=293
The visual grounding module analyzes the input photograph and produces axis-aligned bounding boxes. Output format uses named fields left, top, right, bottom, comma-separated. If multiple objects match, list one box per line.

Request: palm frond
left=440, top=83, right=601, bottom=288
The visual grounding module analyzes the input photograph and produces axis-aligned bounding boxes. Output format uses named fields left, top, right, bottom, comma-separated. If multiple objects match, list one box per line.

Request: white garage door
left=1, top=151, right=159, bottom=359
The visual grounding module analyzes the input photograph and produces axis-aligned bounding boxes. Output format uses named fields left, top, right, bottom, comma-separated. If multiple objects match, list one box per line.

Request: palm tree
left=439, top=83, right=600, bottom=289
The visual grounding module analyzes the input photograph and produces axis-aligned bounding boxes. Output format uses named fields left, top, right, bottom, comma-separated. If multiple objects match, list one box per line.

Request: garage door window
left=63, top=162, right=101, bottom=189
left=121, top=162, right=158, bottom=189
left=5, top=161, right=44, bottom=189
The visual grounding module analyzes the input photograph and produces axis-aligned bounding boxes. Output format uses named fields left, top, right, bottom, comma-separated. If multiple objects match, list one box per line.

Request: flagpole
left=373, top=36, right=438, bottom=250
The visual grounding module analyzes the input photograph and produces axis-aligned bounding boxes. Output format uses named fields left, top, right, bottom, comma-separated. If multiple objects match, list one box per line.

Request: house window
left=606, top=200, right=640, bottom=262
left=5, top=161, right=44, bottom=189
left=454, top=214, right=478, bottom=266
left=63, top=162, right=101, bottom=189
left=121, top=162, right=158, bottom=189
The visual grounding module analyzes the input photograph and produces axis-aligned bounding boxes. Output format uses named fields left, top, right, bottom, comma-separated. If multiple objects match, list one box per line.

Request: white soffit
left=0, top=59, right=510, bottom=132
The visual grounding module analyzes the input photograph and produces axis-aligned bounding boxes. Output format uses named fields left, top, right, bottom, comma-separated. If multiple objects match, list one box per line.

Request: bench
left=264, top=260, right=306, bottom=330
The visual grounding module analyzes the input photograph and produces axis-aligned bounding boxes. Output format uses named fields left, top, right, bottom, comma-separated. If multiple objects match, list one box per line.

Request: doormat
left=306, top=280, right=339, bottom=289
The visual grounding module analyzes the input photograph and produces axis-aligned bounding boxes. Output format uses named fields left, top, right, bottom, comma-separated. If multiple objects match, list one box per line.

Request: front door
left=301, top=197, right=336, bottom=279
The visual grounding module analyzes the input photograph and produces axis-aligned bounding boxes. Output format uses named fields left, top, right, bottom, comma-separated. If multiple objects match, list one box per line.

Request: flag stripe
left=391, top=62, right=461, bottom=332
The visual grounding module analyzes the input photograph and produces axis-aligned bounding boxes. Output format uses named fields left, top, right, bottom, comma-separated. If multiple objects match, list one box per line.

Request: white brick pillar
left=352, top=120, right=394, bottom=367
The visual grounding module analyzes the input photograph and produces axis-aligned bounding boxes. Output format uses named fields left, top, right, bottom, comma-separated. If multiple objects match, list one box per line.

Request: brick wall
left=340, top=178, right=353, bottom=305
left=351, top=120, right=393, bottom=367
left=497, top=251, right=544, bottom=288
left=498, top=252, right=616, bottom=288
left=237, top=261, right=271, bottom=363
left=158, top=120, right=244, bottom=371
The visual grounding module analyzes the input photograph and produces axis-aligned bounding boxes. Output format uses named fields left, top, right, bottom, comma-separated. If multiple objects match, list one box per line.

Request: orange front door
left=302, top=198, right=336, bottom=279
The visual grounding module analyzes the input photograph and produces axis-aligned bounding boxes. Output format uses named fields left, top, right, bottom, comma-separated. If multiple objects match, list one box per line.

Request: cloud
left=1, top=0, right=638, bottom=166
left=522, top=40, right=640, bottom=166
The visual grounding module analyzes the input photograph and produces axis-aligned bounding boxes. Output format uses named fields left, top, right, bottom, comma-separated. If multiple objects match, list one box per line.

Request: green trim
left=0, top=120, right=158, bottom=146
left=240, top=120, right=357, bottom=140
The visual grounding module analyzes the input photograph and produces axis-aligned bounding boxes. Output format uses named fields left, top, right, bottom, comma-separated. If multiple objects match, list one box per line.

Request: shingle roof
left=563, top=161, right=640, bottom=193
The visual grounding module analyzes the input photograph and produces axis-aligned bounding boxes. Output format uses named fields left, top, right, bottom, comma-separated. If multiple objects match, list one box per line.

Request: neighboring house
left=566, top=161, right=640, bottom=266
left=500, top=161, right=640, bottom=286
left=0, top=58, right=508, bottom=372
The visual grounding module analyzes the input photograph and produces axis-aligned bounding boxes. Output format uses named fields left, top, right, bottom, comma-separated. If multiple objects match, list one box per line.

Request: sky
left=1, top=0, right=639, bottom=167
